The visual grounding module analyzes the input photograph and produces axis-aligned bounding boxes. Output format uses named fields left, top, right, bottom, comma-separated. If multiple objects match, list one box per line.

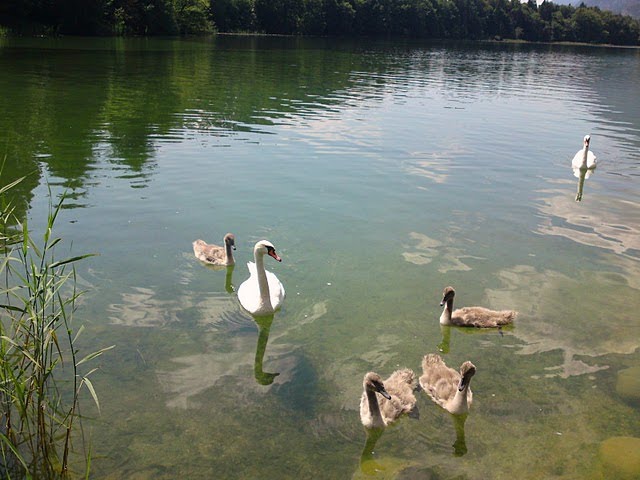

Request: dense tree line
left=0, top=0, right=213, bottom=35
left=1, top=0, right=639, bottom=44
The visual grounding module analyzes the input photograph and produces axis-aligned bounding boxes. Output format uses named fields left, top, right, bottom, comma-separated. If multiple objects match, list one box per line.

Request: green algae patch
left=599, top=437, right=640, bottom=480
left=616, top=367, right=640, bottom=404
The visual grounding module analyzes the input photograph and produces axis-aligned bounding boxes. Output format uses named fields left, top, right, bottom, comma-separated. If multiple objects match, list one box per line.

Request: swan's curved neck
left=440, top=298, right=454, bottom=325
left=225, top=243, right=235, bottom=265
left=449, top=386, right=469, bottom=414
left=254, top=252, right=272, bottom=311
left=365, top=390, right=385, bottom=428
left=580, top=145, right=589, bottom=167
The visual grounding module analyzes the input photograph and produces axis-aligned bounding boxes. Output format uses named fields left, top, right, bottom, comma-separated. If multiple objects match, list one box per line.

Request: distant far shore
left=2, top=29, right=639, bottom=50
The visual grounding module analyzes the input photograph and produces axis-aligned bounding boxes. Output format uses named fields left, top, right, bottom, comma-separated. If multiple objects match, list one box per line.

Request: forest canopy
left=1, top=0, right=639, bottom=45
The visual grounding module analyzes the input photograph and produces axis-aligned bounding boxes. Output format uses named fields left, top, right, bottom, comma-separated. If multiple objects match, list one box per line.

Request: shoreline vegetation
left=0, top=0, right=639, bottom=46
left=0, top=174, right=113, bottom=478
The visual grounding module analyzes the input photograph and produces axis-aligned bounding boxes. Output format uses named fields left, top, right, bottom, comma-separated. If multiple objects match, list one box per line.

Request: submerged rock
left=599, top=436, right=640, bottom=480
left=616, top=366, right=640, bottom=404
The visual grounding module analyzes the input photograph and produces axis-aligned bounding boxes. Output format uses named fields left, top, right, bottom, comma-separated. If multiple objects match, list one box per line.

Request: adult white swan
left=571, top=134, right=597, bottom=178
left=237, top=240, right=285, bottom=316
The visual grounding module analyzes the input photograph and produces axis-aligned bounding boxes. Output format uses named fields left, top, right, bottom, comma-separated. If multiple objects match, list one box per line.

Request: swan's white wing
left=571, top=150, right=584, bottom=169
left=237, top=262, right=259, bottom=313
left=265, top=269, right=285, bottom=310
left=237, top=262, right=285, bottom=314
left=246, top=261, right=257, bottom=276
left=571, top=150, right=597, bottom=171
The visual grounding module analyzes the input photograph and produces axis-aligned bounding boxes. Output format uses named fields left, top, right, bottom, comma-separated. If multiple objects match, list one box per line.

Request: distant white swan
left=572, top=134, right=597, bottom=178
left=193, top=233, right=236, bottom=266
left=237, top=240, right=285, bottom=316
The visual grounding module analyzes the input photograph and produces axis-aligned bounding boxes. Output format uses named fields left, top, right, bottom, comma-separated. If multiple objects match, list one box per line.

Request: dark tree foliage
left=1, top=0, right=639, bottom=45
left=211, top=0, right=256, bottom=32
left=0, top=0, right=210, bottom=34
left=324, top=0, right=357, bottom=34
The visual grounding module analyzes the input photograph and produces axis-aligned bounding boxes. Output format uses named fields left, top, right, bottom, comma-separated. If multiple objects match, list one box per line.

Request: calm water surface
left=1, top=36, right=640, bottom=479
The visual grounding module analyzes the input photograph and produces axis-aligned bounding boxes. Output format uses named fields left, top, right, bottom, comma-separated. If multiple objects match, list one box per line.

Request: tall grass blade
left=0, top=176, right=26, bottom=196
left=49, top=254, right=96, bottom=269
left=0, top=433, right=30, bottom=474
left=76, top=345, right=115, bottom=366
left=80, top=377, right=100, bottom=414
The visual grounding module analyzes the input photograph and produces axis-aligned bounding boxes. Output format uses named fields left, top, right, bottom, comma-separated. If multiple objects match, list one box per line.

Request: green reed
left=0, top=173, right=113, bottom=478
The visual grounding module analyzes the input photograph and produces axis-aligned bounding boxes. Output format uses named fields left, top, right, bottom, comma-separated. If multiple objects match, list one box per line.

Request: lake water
left=1, top=36, right=639, bottom=479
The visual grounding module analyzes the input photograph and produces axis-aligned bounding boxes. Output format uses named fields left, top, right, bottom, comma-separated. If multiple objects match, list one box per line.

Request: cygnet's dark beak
left=379, top=389, right=392, bottom=400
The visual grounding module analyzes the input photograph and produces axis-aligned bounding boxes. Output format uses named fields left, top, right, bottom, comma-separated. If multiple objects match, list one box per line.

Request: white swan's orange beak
left=268, top=250, right=282, bottom=262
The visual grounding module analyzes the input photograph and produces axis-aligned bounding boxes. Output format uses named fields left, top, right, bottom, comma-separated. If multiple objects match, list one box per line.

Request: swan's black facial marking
left=374, top=381, right=392, bottom=400
left=458, top=362, right=476, bottom=391
left=366, top=374, right=392, bottom=400
left=225, top=234, right=236, bottom=250
left=458, top=374, right=472, bottom=392
left=440, top=286, right=455, bottom=306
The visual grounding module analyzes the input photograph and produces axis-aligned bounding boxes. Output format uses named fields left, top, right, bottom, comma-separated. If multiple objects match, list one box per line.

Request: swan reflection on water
left=451, top=413, right=469, bottom=456
left=224, top=265, right=235, bottom=293
left=438, top=323, right=510, bottom=355
left=251, top=313, right=280, bottom=385
left=194, top=251, right=236, bottom=293
left=438, top=325, right=452, bottom=354
left=358, top=422, right=421, bottom=477
left=358, top=427, right=386, bottom=476
left=573, top=164, right=596, bottom=202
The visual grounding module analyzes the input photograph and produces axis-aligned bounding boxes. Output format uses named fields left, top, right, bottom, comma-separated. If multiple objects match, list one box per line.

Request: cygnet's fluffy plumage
left=237, top=240, right=285, bottom=316
left=420, top=354, right=476, bottom=415
left=439, top=286, right=516, bottom=328
left=360, top=369, right=417, bottom=429
left=193, top=233, right=236, bottom=266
